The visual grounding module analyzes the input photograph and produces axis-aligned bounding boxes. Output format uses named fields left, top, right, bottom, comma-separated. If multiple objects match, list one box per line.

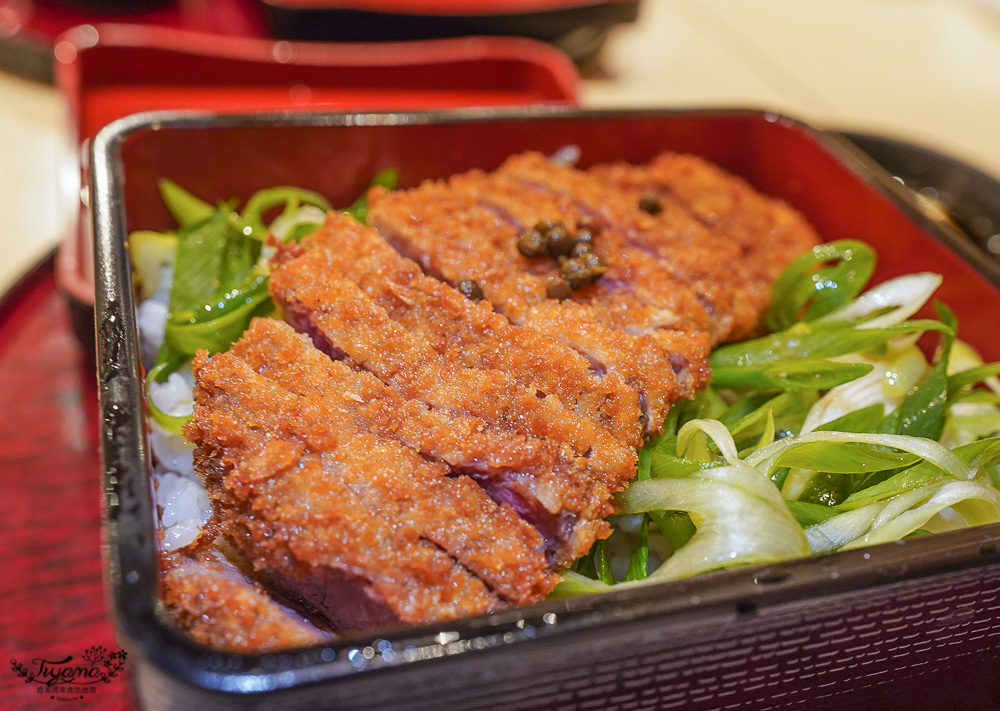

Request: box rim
left=90, top=105, right=1000, bottom=696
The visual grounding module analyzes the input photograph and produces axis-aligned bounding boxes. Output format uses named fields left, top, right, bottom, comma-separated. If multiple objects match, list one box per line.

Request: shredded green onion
left=159, top=178, right=214, bottom=228
left=343, top=167, right=399, bottom=224
left=764, top=239, right=876, bottom=332
left=234, top=187, right=332, bottom=242
left=144, top=360, right=190, bottom=435
left=565, top=242, right=1000, bottom=594
left=133, top=175, right=404, bottom=435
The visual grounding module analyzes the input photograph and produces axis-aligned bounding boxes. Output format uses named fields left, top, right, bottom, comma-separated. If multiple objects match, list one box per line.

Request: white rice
left=140, top=295, right=211, bottom=551
left=549, top=144, right=581, bottom=166
left=149, top=371, right=195, bottom=418
left=136, top=263, right=173, bottom=364
left=136, top=299, right=168, bottom=360
left=156, top=471, right=211, bottom=551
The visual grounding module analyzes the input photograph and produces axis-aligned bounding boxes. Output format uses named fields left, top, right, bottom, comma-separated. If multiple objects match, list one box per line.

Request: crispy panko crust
left=590, top=151, right=821, bottom=339
left=268, top=265, right=635, bottom=566
left=478, top=154, right=739, bottom=342
left=229, top=318, right=556, bottom=600
left=367, top=180, right=713, bottom=430
left=160, top=548, right=332, bottom=652
left=189, top=349, right=510, bottom=628
left=286, top=213, right=644, bottom=447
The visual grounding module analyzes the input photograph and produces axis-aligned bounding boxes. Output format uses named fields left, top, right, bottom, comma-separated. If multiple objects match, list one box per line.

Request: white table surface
left=1, top=0, right=999, bottom=296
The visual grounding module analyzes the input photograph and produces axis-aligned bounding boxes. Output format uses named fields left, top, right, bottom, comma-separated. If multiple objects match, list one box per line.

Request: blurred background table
left=4, top=0, right=1000, bottom=295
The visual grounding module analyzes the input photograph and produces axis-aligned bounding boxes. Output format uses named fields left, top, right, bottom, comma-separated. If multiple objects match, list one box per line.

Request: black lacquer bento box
left=91, top=108, right=1000, bottom=711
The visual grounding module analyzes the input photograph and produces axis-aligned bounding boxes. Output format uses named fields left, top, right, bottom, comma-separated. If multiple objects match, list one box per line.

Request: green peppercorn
left=639, top=192, right=663, bottom=215
left=582, top=251, right=608, bottom=278
left=517, top=228, right=548, bottom=257
left=545, top=276, right=572, bottom=300
left=575, top=228, right=595, bottom=246
left=570, top=240, right=594, bottom=258
left=546, top=224, right=575, bottom=257
left=534, top=218, right=559, bottom=235
left=457, top=278, right=484, bottom=301
left=559, top=257, right=596, bottom=289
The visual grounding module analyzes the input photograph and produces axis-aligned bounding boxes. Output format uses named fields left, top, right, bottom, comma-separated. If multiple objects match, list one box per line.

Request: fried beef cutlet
left=177, top=149, right=823, bottom=645
left=366, top=179, right=713, bottom=430
left=364, top=177, right=706, bottom=337
left=514, top=298, right=709, bottom=427
left=268, top=264, right=637, bottom=567
left=161, top=548, right=333, bottom=652
left=483, top=152, right=747, bottom=343
left=589, top=151, right=822, bottom=337
left=234, top=317, right=564, bottom=493
left=231, top=318, right=574, bottom=576
left=447, top=169, right=720, bottom=338
left=189, top=349, right=524, bottom=629
left=277, top=212, right=644, bottom=448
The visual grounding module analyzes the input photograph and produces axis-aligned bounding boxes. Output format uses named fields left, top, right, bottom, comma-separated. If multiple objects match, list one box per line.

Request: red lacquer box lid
left=51, top=23, right=579, bottom=316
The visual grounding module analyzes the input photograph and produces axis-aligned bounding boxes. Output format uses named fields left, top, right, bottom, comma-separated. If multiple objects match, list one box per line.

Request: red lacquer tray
left=0, top=256, right=128, bottom=710
left=5, top=108, right=1000, bottom=711
left=0, top=0, right=628, bottom=83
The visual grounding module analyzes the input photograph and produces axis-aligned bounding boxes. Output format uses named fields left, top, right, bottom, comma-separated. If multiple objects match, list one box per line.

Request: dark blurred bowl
left=258, top=0, right=641, bottom=62
left=841, top=131, right=1000, bottom=264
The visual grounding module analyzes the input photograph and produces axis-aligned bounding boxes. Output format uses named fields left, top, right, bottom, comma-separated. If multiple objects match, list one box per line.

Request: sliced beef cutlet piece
left=366, top=177, right=710, bottom=336
left=367, top=179, right=649, bottom=328
left=278, top=212, right=644, bottom=448
left=476, top=153, right=744, bottom=343
left=235, top=318, right=562, bottom=498
left=231, top=318, right=566, bottom=580
left=366, top=180, right=712, bottom=431
left=189, top=350, right=516, bottom=629
left=491, top=152, right=765, bottom=343
left=589, top=151, right=821, bottom=337
left=516, top=299, right=709, bottom=428
left=161, top=547, right=333, bottom=652
left=268, top=265, right=637, bottom=566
